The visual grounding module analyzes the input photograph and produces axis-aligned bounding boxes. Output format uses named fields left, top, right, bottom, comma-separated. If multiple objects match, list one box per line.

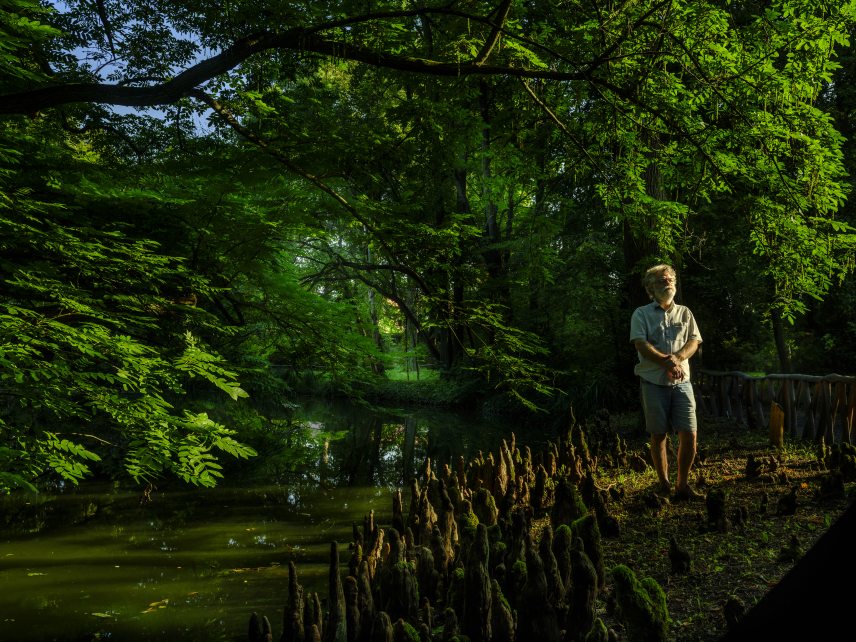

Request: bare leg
left=650, top=433, right=670, bottom=489
left=675, top=431, right=697, bottom=492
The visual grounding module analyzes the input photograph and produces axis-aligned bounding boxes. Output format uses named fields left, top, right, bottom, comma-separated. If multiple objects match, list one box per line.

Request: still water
left=0, top=399, right=549, bottom=642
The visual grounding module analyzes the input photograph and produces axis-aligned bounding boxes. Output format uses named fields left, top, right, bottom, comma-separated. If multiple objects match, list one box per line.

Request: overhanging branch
left=0, top=29, right=597, bottom=115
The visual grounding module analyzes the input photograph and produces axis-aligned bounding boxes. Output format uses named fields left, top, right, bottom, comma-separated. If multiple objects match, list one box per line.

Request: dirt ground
left=590, top=416, right=851, bottom=641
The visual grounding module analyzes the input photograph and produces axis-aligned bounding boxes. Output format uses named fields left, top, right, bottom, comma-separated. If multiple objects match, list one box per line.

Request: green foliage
left=0, top=123, right=257, bottom=491
left=2, top=0, right=856, bottom=494
left=0, top=0, right=61, bottom=86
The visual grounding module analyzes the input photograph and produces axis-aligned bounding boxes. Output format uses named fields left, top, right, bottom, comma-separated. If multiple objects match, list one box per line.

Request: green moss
left=491, top=579, right=513, bottom=613
left=641, top=577, right=669, bottom=624
left=472, top=487, right=498, bottom=526
left=487, top=523, right=503, bottom=544
left=611, top=565, right=669, bottom=642
left=458, top=509, right=480, bottom=532
left=394, top=619, right=421, bottom=642
left=446, top=566, right=467, bottom=616
left=585, top=618, right=609, bottom=642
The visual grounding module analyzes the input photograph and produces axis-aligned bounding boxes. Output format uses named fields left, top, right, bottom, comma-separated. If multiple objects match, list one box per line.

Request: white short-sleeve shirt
left=630, top=301, right=702, bottom=386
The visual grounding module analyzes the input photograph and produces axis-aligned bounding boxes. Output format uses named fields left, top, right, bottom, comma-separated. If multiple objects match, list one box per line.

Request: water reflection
left=289, top=398, right=548, bottom=489
left=0, top=399, right=548, bottom=641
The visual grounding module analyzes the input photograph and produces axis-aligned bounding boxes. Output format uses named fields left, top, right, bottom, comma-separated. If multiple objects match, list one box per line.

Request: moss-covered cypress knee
left=706, top=487, right=729, bottom=529
left=519, top=541, right=561, bottom=642
left=472, top=487, right=498, bottom=527
left=611, top=565, right=669, bottom=642
left=552, top=524, right=573, bottom=604
left=446, top=566, right=466, bottom=621
left=370, top=611, right=394, bottom=642
left=490, top=579, right=516, bottom=642
left=567, top=537, right=598, bottom=642
left=585, top=617, right=609, bottom=642
left=440, top=606, right=460, bottom=642
left=538, top=525, right=564, bottom=607
left=531, top=464, right=549, bottom=516
left=551, top=476, right=588, bottom=530
left=412, top=545, right=440, bottom=607
left=379, top=529, right=420, bottom=622
left=392, top=618, right=421, bottom=642
left=463, top=523, right=492, bottom=642
left=417, top=487, right=439, bottom=545
left=572, top=514, right=604, bottom=590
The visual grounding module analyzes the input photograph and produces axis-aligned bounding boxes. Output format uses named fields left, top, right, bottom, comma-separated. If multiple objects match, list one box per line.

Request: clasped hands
left=662, top=354, right=685, bottom=382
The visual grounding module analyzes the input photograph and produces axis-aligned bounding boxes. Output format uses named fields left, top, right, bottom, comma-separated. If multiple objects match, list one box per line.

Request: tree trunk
left=772, top=310, right=792, bottom=373
left=480, top=81, right=502, bottom=280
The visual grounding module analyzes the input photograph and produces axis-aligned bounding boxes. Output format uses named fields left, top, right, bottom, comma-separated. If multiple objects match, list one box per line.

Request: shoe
left=673, top=485, right=705, bottom=502
left=655, top=481, right=672, bottom=497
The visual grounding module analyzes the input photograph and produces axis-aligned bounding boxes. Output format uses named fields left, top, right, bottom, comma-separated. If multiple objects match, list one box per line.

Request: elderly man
left=630, top=264, right=703, bottom=500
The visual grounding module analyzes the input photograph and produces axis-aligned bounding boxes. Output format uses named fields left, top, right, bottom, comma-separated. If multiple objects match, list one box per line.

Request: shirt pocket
left=651, top=322, right=667, bottom=345
left=665, top=321, right=686, bottom=343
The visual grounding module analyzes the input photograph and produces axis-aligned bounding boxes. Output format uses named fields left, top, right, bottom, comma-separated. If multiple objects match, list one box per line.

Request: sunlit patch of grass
left=383, top=366, right=441, bottom=381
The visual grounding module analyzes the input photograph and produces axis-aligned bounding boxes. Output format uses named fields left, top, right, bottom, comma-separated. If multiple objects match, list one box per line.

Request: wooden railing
left=694, top=370, right=856, bottom=445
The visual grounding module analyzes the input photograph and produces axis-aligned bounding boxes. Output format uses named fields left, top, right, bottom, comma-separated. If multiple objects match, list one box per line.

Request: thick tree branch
left=0, top=29, right=599, bottom=115
left=473, top=0, right=514, bottom=65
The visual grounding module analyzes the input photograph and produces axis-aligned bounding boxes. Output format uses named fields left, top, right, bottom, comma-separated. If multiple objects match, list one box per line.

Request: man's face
left=652, top=271, right=676, bottom=303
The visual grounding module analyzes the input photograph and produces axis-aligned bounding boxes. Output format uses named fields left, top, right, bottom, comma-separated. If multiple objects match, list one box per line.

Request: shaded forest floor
left=591, top=416, right=851, bottom=641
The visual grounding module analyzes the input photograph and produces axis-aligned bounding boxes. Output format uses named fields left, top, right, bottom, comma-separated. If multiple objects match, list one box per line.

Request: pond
left=0, top=398, right=553, bottom=642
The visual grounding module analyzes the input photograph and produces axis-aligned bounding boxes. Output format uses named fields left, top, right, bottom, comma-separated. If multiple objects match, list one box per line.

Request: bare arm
left=632, top=338, right=699, bottom=365
left=674, top=338, right=700, bottom=363
left=633, top=339, right=674, bottom=368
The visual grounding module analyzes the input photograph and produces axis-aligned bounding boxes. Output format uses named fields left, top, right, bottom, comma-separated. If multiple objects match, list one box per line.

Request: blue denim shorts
left=640, top=380, right=697, bottom=433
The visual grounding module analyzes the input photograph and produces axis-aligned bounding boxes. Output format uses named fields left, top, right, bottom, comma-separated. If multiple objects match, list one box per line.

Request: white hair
left=643, top=264, right=676, bottom=300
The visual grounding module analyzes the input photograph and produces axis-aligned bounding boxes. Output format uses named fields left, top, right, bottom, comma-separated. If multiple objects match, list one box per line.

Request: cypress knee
left=283, top=561, right=305, bottom=642
left=567, top=538, right=598, bottom=642
left=552, top=524, right=573, bottom=605
left=324, top=542, right=347, bottom=642
left=463, top=523, right=492, bottom=642
left=370, top=611, right=394, bottom=642
left=249, top=612, right=272, bottom=642
left=572, top=514, right=604, bottom=590
left=345, top=575, right=360, bottom=642
left=539, top=526, right=563, bottom=607
left=490, top=579, right=516, bottom=642
left=519, top=540, right=560, bottom=642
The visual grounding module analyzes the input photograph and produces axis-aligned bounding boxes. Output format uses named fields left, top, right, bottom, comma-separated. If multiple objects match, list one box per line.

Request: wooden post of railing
left=818, top=381, right=832, bottom=444
left=769, top=402, right=784, bottom=448
left=696, top=371, right=856, bottom=445
left=732, top=376, right=744, bottom=425
left=783, top=378, right=795, bottom=438
left=846, top=383, right=856, bottom=443
left=803, top=380, right=817, bottom=442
